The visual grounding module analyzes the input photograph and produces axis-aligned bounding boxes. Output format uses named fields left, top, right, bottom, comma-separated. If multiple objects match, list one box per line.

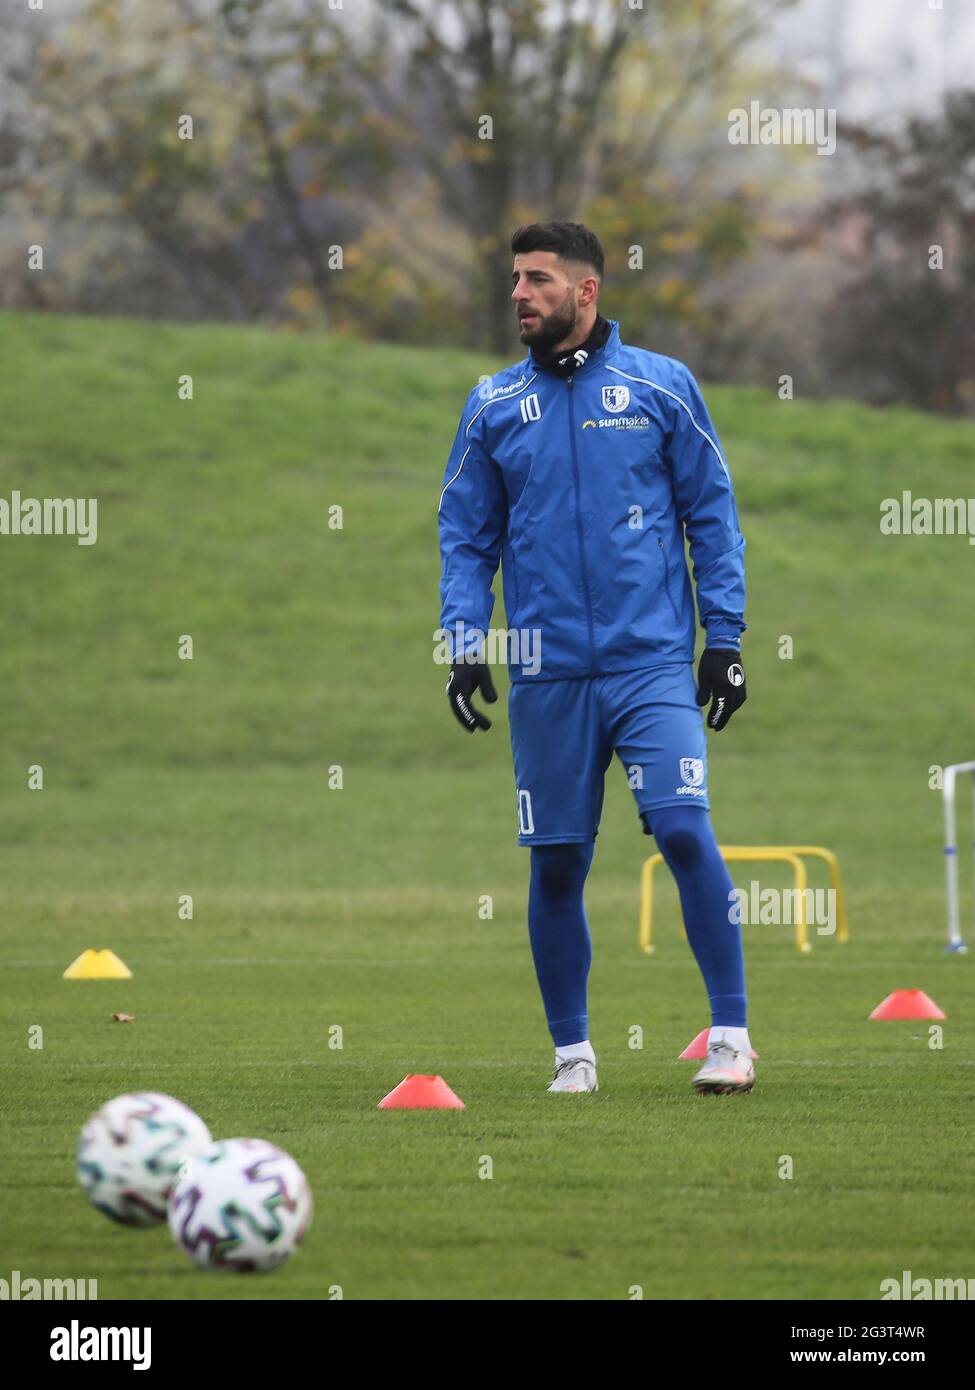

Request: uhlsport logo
left=477, top=373, right=529, bottom=401
left=601, top=384, right=630, bottom=413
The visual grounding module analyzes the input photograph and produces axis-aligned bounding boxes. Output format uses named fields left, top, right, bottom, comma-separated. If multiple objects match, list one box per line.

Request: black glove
left=446, top=660, right=498, bottom=733
left=696, top=648, right=746, bottom=732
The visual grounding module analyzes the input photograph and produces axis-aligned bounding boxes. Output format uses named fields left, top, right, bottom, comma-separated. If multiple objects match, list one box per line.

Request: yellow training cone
left=63, top=949, right=132, bottom=980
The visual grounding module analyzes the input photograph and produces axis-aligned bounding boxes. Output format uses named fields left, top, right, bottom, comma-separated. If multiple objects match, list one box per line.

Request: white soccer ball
left=77, top=1092, right=212, bottom=1227
left=167, top=1138, right=313, bottom=1272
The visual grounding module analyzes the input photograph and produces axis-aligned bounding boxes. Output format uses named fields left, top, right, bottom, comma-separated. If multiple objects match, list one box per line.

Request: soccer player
left=438, top=222, right=752, bottom=1095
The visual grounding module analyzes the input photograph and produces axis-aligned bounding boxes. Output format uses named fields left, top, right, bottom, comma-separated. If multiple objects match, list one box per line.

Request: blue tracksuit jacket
left=438, top=319, right=745, bottom=682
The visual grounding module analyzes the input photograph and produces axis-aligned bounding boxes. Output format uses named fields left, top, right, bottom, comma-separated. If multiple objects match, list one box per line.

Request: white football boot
left=693, top=1038, right=755, bottom=1095
left=548, top=1058, right=599, bottom=1093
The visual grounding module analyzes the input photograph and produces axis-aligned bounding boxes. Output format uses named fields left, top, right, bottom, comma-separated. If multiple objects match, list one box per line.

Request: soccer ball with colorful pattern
left=166, top=1137, right=313, bottom=1272
left=77, top=1091, right=212, bottom=1226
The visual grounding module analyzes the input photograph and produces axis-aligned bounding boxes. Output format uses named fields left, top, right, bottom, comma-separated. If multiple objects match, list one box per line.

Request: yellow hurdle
left=639, top=845, right=849, bottom=955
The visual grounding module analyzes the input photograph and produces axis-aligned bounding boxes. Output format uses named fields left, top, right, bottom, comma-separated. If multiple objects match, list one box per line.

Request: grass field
left=0, top=309, right=972, bottom=1300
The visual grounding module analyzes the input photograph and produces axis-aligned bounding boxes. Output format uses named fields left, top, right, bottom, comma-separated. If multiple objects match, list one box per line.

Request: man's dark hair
left=510, top=222, right=605, bottom=281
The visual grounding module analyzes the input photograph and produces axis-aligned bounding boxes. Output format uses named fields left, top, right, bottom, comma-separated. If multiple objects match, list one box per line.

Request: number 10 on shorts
left=517, top=789, right=535, bottom=835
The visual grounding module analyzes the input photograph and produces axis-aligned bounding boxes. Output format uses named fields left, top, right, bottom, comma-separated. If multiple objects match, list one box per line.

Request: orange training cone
left=869, top=990, right=945, bottom=1021
left=678, top=1029, right=758, bottom=1060
left=377, top=1074, right=465, bottom=1110
left=678, top=1030, right=710, bottom=1060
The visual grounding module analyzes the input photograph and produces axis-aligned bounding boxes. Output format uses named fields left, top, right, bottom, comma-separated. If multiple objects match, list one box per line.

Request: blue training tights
left=527, top=805, right=746, bottom=1047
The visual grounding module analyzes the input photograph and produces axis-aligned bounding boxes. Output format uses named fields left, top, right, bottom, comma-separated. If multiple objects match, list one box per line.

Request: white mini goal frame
left=943, top=761, right=975, bottom=951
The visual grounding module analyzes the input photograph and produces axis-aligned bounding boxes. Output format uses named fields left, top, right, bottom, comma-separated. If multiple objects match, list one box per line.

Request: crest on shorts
left=679, top=757, right=704, bottom=788
left=601, top=385, right=630, bottom=413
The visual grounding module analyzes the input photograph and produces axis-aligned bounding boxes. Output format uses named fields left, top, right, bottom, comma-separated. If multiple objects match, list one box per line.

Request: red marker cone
left=377, top=1074, right=465, bottom=1110
left=869, top=990, right=945, bottom=1021
left=678, top=1028, right=758, bottom=1060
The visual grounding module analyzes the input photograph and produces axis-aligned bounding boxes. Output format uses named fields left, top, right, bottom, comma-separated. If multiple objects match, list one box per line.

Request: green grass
left=0, top=309, right=972, bottom=1299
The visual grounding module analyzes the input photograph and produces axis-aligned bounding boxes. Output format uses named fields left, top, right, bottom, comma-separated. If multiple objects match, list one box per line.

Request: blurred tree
left=340, top=0, right=794, bottom=351
left=821, top=91, right=975, bottom=413
left=7, top=0, right=392, bottom=323
left=5, top=0, right=795, bottom=351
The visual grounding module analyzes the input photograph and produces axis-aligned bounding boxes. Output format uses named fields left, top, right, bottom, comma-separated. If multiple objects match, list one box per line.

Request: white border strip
left=438, top=373, right=538, bottom=513
left=606, top=364, right=730, bottom=479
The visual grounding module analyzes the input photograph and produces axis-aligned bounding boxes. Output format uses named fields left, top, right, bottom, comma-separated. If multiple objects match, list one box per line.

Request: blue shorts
left=508, top=663, right=709, bottom=845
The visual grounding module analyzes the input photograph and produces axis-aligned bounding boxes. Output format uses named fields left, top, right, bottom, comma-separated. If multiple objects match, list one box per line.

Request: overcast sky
left=772, top=0, right=974, bottom=116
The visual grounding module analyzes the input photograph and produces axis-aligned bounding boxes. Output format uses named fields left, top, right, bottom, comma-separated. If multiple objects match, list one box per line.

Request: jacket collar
left=529, top=317, right=620, bottom=377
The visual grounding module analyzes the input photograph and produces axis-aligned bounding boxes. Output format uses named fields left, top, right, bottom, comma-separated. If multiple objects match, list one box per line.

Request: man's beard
left=518, top=292, right=578, bottom=353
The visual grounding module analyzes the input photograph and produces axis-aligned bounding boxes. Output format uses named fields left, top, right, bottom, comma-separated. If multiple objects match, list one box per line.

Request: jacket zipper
left=567, top=374, right=597, bottom=672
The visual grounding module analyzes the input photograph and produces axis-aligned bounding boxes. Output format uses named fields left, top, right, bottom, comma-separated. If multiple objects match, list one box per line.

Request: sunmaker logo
left=581, top=416, right=651, bottom=431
